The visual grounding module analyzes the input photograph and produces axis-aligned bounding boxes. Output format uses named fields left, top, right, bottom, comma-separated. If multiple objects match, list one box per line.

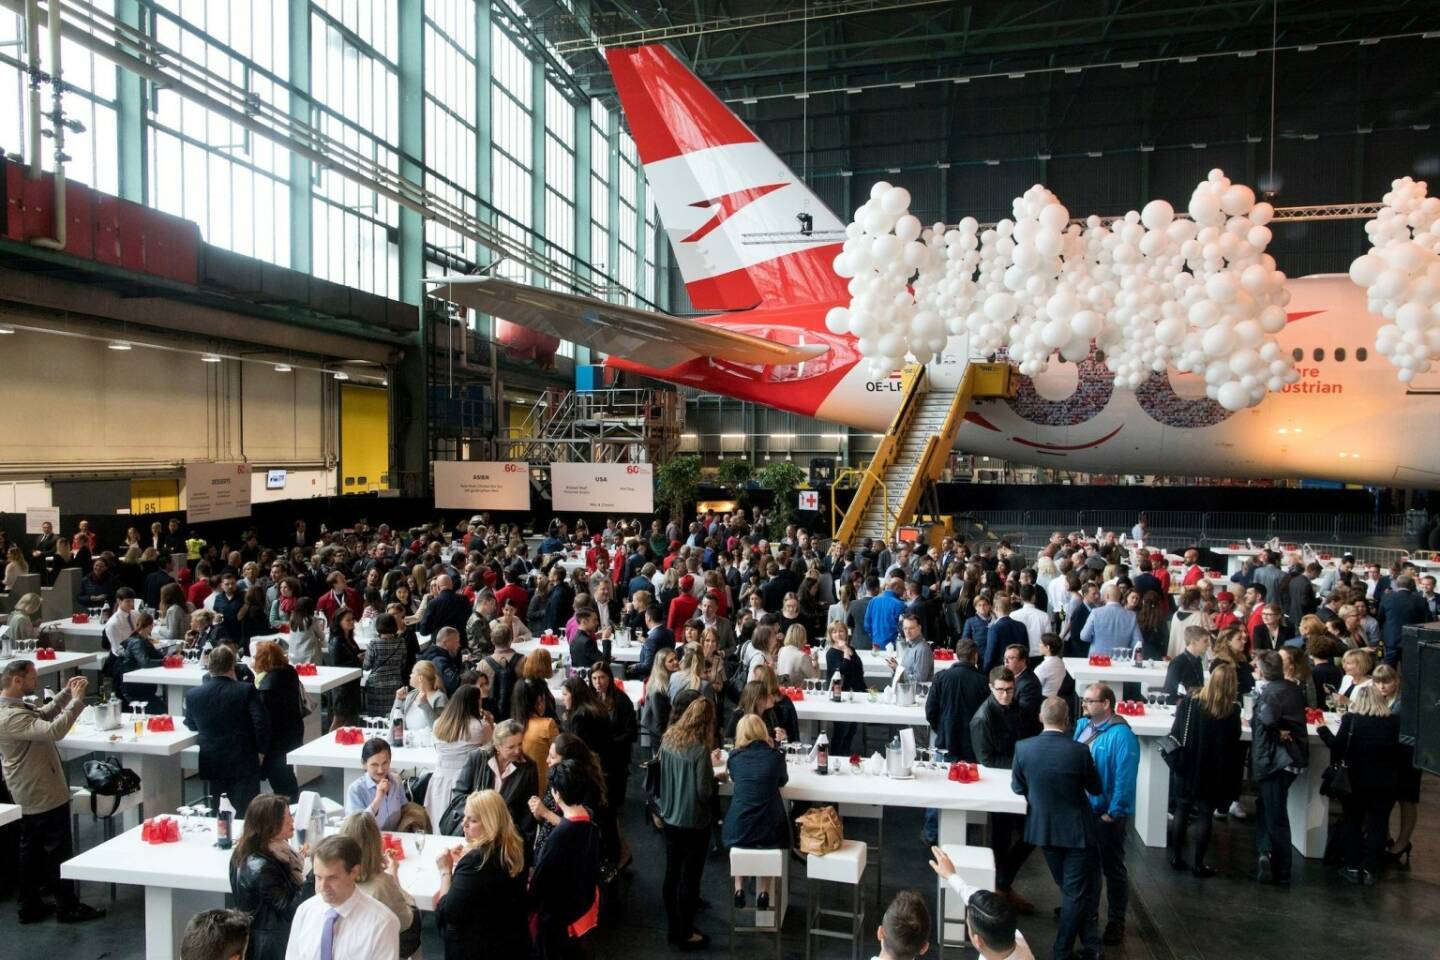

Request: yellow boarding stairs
left=831, top=361, right=1017, bottom=544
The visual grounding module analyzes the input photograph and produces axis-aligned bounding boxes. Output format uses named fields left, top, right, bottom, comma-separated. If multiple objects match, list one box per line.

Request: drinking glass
left=413, top=834, right=427, bottom=859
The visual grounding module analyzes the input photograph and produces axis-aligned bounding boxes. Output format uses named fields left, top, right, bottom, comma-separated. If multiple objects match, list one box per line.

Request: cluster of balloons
left=826, top=169, right=1302, bottom=411
left=1348, top=177, right=1440, bottom=383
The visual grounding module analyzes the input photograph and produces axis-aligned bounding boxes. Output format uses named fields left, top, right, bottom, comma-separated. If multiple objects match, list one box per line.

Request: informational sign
left=797, top=490, right=820, bottom=511
left=24, top=507, right=60, bottom=535
left=266, top=469, right=288, bottom=490
left=185, top=461, right=252, bottom=522
left=550, top=462, right=654, bottom=514
left=433, top=460, right=531, bottom=511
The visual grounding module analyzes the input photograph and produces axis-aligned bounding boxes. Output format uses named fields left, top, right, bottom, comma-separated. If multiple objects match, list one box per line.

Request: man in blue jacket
left=984, top=595, right=1029, bottom=674
left=864, top=577, right=907, bottom=650
left=1074, top=681, right=1140, bottom=948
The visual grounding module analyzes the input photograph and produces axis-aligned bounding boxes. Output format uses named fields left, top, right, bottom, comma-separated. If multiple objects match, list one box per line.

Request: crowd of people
left=0, top=509, right=1429, bottom=958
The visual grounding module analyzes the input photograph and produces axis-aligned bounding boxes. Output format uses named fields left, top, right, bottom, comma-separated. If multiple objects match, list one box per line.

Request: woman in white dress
left=423, top=684, right=492, bottom=830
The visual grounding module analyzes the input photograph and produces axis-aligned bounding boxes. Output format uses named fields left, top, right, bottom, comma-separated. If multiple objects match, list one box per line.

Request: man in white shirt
left=103, top=587, right=140, bottom=651
left=285, top=836, right=399, bottom=960
left=1011, top=585, right=1051, bottom=663
left=929, top=846, right=1036, bottom=959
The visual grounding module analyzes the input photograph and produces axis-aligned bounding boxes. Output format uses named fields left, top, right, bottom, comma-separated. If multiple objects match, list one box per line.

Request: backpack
left=485, top=653, right=520, bottom=721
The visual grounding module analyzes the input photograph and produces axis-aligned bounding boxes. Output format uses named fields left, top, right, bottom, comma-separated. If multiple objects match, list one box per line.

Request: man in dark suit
left=30, top=520, right=58, bottom=567
left=141, top=554, right=176, bottom=610
left=543, top=565, right=576, bottom=634
left=1378, top=574, right=1429, bottom=665
left=419, top=574, right=471, bottom=639
left=984, top=595, right=1029, bottom=674
left=1003, top=644, right=1043, bottom=737
left=183, top=644, right=269, bottom=817
left=971, top=667, right=1035, bottom=913
left=1282, top=562, right=1320, bottom=627
left=631, top=604, right=675, bottom=679
left=1012, top=697, right=1103, bottom=960
left=922, top=639, right=991, bottom=845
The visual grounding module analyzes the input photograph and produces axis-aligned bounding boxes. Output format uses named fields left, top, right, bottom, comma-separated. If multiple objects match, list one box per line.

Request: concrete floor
left=6, top=763, right=1438, bottom=960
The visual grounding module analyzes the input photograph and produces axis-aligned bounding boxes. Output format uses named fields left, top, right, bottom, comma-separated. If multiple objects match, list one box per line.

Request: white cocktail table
left=1, top=650, right=99, bottom=680
left=61, top=720, right=199, bottom=820
left=62, top=823, right=448, bottom=960
left=1064, top=657, right=1170, bottom=690
left=0, top=802, right=19, bottom=827
left=1117, top=704, right=1335, bottom=858
left=124, top=662, right=360, bottom=784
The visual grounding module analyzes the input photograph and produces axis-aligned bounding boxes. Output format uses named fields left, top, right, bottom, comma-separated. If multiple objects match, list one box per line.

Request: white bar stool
left=805, top=839, right=868, bottom=960
left=838, top=802, right=884, bottom=899
left=934, top=844, right=997, bottom=959
left=728, top=847, right=788, bottom=959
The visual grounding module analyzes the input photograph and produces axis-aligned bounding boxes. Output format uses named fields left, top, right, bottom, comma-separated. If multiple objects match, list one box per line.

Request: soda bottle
left=829, top=670, right=844, bottom=703
left=390, top=701, right=406, bottom=748
left=815, top=732, right=829, bottom=776
left=215, top=793, right=235, bottom=849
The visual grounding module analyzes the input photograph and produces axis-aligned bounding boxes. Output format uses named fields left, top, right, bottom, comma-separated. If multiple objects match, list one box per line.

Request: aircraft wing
left=430, top=275, right=829, bottom=369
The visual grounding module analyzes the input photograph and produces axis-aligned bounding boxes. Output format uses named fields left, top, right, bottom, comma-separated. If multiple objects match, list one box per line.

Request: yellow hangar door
left=131, top=479, right=180, bottom=515
left=340, top=384, right=391, bottom=494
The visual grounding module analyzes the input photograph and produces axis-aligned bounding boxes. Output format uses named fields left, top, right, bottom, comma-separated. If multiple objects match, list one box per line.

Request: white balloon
left=824, top=306, right=851, bottom=334
left=869, top=181, right=892, bottom=201
left=1202, top=324, right=1237, bottom=357
left=1141, top=200, right=1174, bottom=231
left=894, top=215, right=922, bottom=243
left=881, top=186, right=912, bottom=217
left=1217, top=380, right=1250, bottom=411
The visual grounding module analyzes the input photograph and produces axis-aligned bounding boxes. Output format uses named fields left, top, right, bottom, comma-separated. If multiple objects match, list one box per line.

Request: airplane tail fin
left=605, top=44, right=849, bottom=312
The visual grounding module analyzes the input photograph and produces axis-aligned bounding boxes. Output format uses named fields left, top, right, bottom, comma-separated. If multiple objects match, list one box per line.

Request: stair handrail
left=830, top=467, right=892, bottom=544
left=833, top=364, right=927, bottom=546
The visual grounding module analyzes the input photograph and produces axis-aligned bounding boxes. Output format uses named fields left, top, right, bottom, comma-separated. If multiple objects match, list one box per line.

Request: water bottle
left=215, top=793, right=235, bottom=849
left=815, top=732, right=829, bottom=776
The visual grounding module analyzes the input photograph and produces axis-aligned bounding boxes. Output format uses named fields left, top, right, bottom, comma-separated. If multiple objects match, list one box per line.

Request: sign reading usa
left=550, top=462, right=654, bottom=514
left=433, top=460, right=531, bottom=511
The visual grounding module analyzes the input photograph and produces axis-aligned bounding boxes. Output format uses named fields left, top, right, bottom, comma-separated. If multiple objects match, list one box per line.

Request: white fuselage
left=812, top=274, right=1435, bottom=486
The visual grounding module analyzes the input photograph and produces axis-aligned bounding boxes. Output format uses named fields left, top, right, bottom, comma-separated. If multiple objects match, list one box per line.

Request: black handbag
left=82, top=756, right=142, bottom=818
left=1320, top=722, right=1353, bottom=799
left=403, top=770, right=431, bottom=805
left=1160, top=698, right=1193, bottom=769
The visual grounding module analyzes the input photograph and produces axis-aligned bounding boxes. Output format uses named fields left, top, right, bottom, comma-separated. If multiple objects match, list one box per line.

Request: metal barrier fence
left=965, top=510, right=1412, bottom=544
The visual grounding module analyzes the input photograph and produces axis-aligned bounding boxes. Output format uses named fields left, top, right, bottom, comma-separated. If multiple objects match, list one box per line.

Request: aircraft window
left=1335, top=347, right=1346, bottom=361
left=1313, top=348, right=1325, bottom=362
left=1357, top=347, right=1368, bottom=361
left=1292, top=347, right=1303, bottom=362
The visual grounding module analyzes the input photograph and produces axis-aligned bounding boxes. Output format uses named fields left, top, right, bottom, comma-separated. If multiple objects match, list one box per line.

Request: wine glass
left=413, top=834, right=427, bottom=859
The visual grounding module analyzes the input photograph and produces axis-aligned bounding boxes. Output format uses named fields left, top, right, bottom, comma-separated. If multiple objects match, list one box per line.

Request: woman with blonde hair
left=435, top=790, right=529, bottom=958
left=337, top=812, right=421, bottom=957
left=640, top=646, right=680, bottom=753
left=1167, top=661, right=1243, bottom=877
left=775, top=623, right=817, bottom=684
left=394, top=659, right=448, bottom=732
left=1336, top=647, right=1375, bottom=703
left=6, top=592, right=42, bottom=645
left=1319, top=683, right=1404, bottom=883
left=722, top=713, right=788, bottom=909
left=1370, top=664, right=1421, bottom=865
left=667, top=642, right=717, bottom=704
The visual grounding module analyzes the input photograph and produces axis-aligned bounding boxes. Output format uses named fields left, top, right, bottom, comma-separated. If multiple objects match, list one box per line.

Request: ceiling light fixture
left=201, top=354, right=222, bottom=363
left=108, top=340, right=132, bottom=351
left=274, top=364, right=292, bottom=372
left=332, top=371, right=350, bottom=380
left=845, top=87, right=861, bottom=94
left=899, top=82, right=916, bottom=89
left=0, top=325, right=14, bottom=334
